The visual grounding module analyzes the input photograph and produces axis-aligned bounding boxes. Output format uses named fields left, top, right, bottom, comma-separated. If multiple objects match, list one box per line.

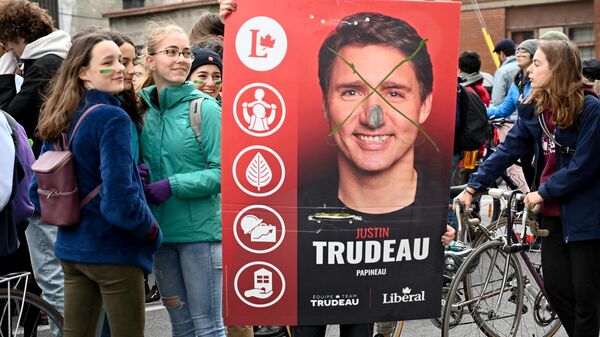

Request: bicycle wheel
left=0, top=289, right=64, bottom=337
left=441, top=240, right=524, bottom=337
left=474, top=215, right=561, bottom=336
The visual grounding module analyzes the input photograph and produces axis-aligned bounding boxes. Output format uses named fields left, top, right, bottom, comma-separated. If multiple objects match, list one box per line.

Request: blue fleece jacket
left=29, top=90, right=161, bottom=273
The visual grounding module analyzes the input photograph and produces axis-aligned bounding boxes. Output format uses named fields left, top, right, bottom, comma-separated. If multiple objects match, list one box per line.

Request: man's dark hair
left=318, top=12, right=433, bottom=102
left=458, top=51, right=481, bottom=74
left=503, top=46, right=516, bottom=56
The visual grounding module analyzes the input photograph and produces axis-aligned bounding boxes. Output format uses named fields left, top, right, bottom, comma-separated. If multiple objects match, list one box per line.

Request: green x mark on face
left=326, top=39, right=439, bottom=153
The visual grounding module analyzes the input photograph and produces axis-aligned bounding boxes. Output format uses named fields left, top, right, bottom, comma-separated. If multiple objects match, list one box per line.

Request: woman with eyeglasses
left=139, top=24, right=224, bottom=337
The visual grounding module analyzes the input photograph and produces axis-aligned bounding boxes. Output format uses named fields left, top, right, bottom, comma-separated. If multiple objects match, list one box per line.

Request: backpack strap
left=65, top=104, right=105, bottom=208
left=537, top=114, right=576, bottom=155
left=80, top=184, right=102, bottom=209
left=67, top=104, right=104, bottom=149
left=189, top=98, right=208, bottom=167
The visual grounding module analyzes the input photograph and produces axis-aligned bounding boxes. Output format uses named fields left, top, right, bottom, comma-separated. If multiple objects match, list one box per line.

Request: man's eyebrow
left=332, top=80, right=367, bottom=90
left=379, top=81, right=413, bottom=92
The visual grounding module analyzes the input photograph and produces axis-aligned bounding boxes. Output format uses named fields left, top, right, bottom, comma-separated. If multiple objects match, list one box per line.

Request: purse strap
left=537, top=113, right=576, bottom=155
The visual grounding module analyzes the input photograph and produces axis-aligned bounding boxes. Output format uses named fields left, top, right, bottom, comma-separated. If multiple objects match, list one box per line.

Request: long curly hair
left=0, top=0, right=54, bottom=43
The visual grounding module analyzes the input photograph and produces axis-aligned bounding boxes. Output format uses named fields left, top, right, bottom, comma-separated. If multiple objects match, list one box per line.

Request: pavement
left=143, top=305, right=569, bottom=337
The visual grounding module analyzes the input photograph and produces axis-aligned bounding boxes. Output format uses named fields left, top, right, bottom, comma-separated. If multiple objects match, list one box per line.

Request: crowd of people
left=1, top=0, right=600, bottom=337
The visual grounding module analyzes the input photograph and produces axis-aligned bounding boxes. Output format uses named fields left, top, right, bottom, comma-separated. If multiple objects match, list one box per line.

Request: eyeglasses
left=150, top=48, right=194, bottom=60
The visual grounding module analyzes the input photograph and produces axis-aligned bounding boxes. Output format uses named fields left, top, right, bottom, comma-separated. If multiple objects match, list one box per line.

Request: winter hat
left=493, top=39, right=515, bottom=53
left=190, top=46, right=222, bottom=75
left=540, top=31, right=569, bottom=42
left=583, top=59, right=600, bottom=81
left=517, top=39, right=538, bottom=56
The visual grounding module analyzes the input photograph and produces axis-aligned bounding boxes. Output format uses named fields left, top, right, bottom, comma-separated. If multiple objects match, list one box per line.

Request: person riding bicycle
left=458, top=40, right=600, bottom=337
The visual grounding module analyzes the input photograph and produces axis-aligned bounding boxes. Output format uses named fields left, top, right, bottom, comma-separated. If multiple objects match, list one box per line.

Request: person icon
left=242, top=88, right=277, bottom=131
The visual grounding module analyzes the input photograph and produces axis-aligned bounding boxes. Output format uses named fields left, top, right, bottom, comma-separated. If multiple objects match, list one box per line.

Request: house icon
left=244, top=267, right=274, bottom=299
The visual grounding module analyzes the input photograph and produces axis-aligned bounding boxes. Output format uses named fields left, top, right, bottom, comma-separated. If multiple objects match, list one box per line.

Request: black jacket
left=0, top=54, right=62, bottom=156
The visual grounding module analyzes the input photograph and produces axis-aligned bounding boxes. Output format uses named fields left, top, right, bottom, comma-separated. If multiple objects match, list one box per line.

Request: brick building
left=461, top=0, right=599, bottom=73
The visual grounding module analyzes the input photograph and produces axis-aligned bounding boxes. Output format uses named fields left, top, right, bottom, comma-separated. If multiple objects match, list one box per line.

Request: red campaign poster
left=222, top=0, right=461, bottom=326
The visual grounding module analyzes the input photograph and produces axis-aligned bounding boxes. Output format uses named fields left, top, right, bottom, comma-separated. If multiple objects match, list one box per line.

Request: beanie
left=190, top=46, right=222, bottom=75
left=540, top=31, right=569, bottom=41
left=517, top=39, right=539, bottom=56
left=583, top=59, right=600, bottom=81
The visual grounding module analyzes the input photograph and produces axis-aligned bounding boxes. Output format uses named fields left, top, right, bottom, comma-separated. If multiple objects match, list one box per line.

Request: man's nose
left=360, top=97, right=385, bottom=129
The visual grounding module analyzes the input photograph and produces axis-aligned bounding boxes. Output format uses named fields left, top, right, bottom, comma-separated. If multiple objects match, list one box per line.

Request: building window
left=123, top=0, right=144, bottom=9
left=568, top=26, right=594, bottom=60
left=511, top=31, right=534, bottom=45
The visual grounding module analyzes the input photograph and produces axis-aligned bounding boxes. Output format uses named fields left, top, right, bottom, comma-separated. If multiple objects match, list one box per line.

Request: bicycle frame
left=0, top=272, right=32, bottom=336
left=487, top=189, right=552, bottom=312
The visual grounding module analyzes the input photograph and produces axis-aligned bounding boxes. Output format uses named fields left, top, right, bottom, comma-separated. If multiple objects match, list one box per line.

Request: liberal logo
left=235, top=16, right=288, bottom=71
left=382, top=287, right=426, bottom=304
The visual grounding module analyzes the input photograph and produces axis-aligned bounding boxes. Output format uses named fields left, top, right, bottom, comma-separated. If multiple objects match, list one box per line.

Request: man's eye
left=388, top=91, right=405, bottom=98
left=342, top=89, right=358, bottom=96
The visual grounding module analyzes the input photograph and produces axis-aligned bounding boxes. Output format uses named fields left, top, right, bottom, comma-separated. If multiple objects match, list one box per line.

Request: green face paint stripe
left=369, top=104, right=384, bottom=127
left=215, top=80, right=222, bottom=85
left=100, top=68, right=113, bottom=74
left=194, top=80, right=204, bottom=84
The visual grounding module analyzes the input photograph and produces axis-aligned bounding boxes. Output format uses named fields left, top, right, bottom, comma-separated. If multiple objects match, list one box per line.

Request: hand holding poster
left=222, top=0, right=460, bottom=326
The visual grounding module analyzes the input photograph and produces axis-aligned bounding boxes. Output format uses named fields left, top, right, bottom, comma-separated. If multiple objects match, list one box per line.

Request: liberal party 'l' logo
left=236, top=16, right=288, bottom=72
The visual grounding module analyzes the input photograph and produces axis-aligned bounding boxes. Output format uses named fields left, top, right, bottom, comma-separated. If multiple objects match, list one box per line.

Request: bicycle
left=379, top=185, right=498, bottom=337
left=0, top=271, right=64, bottom=337
left=440, top=188, right=561, bottom=337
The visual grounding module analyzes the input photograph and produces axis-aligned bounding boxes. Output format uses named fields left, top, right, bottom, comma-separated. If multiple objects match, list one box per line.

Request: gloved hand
left=138, top=163, right=149, bottom=185
left=144, top=179, right=172, bottom=205
left=0, top=51, right=19, bottom=75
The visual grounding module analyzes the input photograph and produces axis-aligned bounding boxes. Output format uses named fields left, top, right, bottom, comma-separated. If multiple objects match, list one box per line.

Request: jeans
left=25, top=214, right=64, bottom=315
left=154, top=242, right=225, bottom=337
left=61, top=260, right=145, bottom=337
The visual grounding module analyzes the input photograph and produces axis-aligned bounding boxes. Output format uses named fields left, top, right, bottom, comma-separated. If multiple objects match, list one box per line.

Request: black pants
left=291, top=324, right=373, bottom=337
left=541, top=216, right=600, bottom=337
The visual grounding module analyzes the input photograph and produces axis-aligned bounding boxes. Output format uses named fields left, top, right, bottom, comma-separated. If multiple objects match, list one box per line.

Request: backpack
left=456, top=85, right=488, bottom=151
left=30, top=105, right=103, bottom=227
left=2, top=112, right=35, bottom=223
left=189, top=97, right=209, bottom=168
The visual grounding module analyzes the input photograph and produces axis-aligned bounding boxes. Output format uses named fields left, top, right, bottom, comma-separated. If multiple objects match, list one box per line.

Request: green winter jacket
left=139, top=83, right=221, bottom=243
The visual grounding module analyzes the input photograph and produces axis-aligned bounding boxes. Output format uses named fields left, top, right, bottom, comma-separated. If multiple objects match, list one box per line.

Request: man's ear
left=418, top=94, right=433, bottom=124
left=322, top=100, right=330, bottom=122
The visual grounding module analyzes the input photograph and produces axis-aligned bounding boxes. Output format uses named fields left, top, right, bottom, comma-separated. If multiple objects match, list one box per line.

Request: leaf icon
left=246, top=152, right=272, bottom=191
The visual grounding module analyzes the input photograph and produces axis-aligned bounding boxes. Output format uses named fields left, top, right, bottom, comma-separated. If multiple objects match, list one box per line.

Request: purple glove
left=145, top=179, right=172, bottom=205
left=138, top=163, right=149, bottom=185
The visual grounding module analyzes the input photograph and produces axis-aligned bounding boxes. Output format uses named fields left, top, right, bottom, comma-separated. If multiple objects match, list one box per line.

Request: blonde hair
left=529, top=40, right=585, bottom=129
left=37, top=33, right=113, bottom=141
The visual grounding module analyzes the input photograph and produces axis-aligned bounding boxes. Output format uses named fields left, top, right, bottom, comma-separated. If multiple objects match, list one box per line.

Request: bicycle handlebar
left=488, top=188, right=525, bottom=201
left=526, top=204, right=549, bottom=237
